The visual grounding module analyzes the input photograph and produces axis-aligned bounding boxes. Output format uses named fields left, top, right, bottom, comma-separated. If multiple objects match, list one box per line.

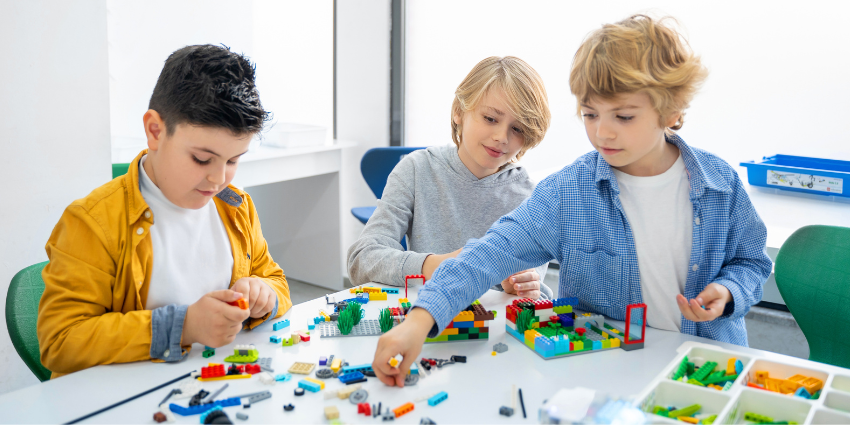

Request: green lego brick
left=672, top=356, right=689, bottom=380
left=602, top=339, right=611, bottom=349
left=703, top=373, right=737, bottom=386
left=687, top=378, right=705, bottom=387
left=691, top=361, right=717, bottom=381
left=744, top=412, right=773, bottom=423
left=425, top=335, right=449, bottom=342
left=468, top=327, right=479, bottom=334
left=448, top=334, right=469, bottom=341
left=652, top=406, right=669, bottom=417
left=478, top=333, right=488, bottom=339
left=668, top=404, right=700, bottom=418
left=687, top=361, right=695, bottom=376
left=202, top=349, right=215, bottom=358
left=703, top=414, right=717, bottom=424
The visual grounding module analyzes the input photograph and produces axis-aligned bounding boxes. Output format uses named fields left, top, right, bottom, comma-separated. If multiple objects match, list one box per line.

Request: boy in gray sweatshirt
left=347, top=56, right=553, bottom=300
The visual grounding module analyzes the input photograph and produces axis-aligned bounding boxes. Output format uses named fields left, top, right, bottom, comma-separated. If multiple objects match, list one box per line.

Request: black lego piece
left=294, top=388, right=305, bottom=396
left=189, top=390, right=210, bottom=406
left=203, top=409, right=233, bottom=424
left=450, top=355, right=466, bottom=363
left=283, top=404, right=295, bottom=412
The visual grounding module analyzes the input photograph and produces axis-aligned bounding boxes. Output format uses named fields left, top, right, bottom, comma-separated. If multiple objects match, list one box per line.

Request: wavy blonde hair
left=451, top=56, right=551, bottom=161
left=569, top=14, right=708, bottom=132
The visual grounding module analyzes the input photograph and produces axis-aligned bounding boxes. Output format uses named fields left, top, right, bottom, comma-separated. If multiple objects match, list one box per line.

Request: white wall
left=336, top=0, right=392, bottom=274
left=0, top=0, right=112, bottom=394
left=405, top=1, right=850, bottom=180
left=108, top=0, right=333, bottom=161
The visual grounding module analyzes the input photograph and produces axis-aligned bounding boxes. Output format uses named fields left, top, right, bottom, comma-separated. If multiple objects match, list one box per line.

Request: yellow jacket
left=38, top=150, right=292, bottom=377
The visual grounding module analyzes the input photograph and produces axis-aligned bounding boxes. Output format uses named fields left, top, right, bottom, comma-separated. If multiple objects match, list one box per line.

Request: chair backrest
left=774, top=225, right=850, bottom=368
left=360, top=147, right=426, bottom=199
left=6, top=261, right=52, bottom=381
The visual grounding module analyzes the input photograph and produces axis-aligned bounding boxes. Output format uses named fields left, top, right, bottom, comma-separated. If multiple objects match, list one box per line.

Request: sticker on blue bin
left=766, top=170, right=842, bottom=194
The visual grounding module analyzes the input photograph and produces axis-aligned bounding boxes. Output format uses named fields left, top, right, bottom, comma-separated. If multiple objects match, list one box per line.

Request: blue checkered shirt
left=414, top=135, right=771, bottom=346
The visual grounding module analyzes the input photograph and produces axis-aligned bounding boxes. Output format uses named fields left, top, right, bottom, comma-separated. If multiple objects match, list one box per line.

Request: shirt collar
left=592, top=134, right=732, bottom=199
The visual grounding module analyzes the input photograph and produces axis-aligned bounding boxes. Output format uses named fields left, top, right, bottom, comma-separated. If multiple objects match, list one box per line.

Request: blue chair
left=352, top=147, right=425, bottom=248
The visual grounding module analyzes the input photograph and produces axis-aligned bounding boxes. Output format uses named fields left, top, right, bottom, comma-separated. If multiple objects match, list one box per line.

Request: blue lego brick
left=410, top=363, right=419, bottom=375
left=453, top=321, right=474, bottom=328
left=558, top=314, right=574, bottom=327
left=346, top=297, right=369, bottom=304
left=535, top=336, right=554, bottom=351
left=382, top=288, right=399, bottom=294
left=275, top=373, right=292, bottom=382
left=794, top=387, right=811, bottom=399
left=169, top=397, right=240, bottom=416
left=340, top=363, right=373, bottom=375
left=273, top=320, right=290, bottom=331
left=270, top=336, right=281, bottom=343
left=506, top=324, right=524, bottom=340
left=308, top=324, right=315, bottom=330
left=298, top=380, right=321, bottom=393
left=428, top=391, right=448, bottom=406
left=199, top=406, right=223, bottom=423
left=338, top=371, right=365, bottom=384
left=592, top=340, right=602, bottom=350
left=319, top=356, right=327, bottom=365
left=313, top=317, right=323, bottom=324
left=735, top=359, right=744, bottom=374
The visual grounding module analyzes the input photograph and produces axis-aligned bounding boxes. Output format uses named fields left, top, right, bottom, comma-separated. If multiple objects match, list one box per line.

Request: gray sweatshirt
left=347, top=144, right=552, bottom=298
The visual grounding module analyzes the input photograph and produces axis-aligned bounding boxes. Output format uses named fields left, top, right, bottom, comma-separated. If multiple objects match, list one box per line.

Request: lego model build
left=424, top=300, right=495, bottom=343
left=317, top=299, right=406, bottom=338
left=505, top=298, right=647, bottom=359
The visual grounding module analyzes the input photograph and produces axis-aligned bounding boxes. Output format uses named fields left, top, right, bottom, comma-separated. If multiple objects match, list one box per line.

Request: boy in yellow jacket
left=38, top=44, right=292, bottom=377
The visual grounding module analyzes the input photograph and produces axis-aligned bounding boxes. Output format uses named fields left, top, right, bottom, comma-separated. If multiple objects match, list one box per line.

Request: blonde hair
left=569, top=14, right=708, bottom=132
left=451, top=56, right=551, bottom=161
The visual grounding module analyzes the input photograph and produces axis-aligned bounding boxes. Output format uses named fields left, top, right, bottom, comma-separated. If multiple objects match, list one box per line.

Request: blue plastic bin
left=740, top=155, right=847, bottom=199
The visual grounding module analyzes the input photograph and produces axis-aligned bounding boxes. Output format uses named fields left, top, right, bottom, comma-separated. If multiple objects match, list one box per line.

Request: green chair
left=774, top=225, right=850, bottom=369
left=6, top=261, right=52, bottom=381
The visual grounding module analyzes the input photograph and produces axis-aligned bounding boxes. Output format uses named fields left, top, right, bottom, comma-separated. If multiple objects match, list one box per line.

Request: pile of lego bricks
left=505, top=297, right=627, bottom=359
left=425, top=301, right=495, bottom=343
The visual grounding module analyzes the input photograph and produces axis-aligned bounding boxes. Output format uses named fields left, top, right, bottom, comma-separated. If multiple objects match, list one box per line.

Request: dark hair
left=149, top=44, right=270, bottom=136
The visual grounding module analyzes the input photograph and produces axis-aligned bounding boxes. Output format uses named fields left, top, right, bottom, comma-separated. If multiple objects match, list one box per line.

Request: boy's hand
left=231, top=277, right=277, bottom=319
left=182, top=290, right=251, bottom=347
left=676, top=283, right=733, bottom=322
left=501, top=269, right=542, bottom=299
left=421, top=248, right=463, bottom=280
left=372, top=308, right=435, bottom=387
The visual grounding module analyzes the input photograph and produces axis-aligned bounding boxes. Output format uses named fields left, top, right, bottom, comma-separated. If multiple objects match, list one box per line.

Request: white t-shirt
left=612, top=155, right=692, bottom=332
left=139, top=155, right=234, bottom=310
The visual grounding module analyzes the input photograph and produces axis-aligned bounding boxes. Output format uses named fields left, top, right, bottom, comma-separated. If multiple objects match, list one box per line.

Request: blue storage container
left=740, top=155, right=847, bottom=199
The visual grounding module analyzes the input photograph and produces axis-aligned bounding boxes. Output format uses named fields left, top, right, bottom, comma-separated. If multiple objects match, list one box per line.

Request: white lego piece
left=258, top=372, right=276, bottom=385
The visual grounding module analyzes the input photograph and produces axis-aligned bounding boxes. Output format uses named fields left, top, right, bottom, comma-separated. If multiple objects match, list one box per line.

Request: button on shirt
left=413, top=135, right=772, bottom=346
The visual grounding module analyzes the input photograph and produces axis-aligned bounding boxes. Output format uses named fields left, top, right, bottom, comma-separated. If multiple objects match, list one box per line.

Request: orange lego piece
left=754, top=370, right=769, bottom=385
left=453, top=311, right=474, bottom=322
left=678, top=416, right=699, bottom=424
left=227, top=298, right=249, bottom=309
left=393, top=402, right=414, bottom=418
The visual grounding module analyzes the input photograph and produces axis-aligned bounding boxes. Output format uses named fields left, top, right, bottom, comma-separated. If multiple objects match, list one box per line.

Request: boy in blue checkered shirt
left=372, top=15, right=772, bottom=386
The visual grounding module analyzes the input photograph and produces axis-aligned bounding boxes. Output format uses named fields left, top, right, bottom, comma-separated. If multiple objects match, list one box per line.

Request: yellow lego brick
left=320, top=311, right=330, bottom=321
left=610, top=338, right=620, bottom=348
left=524, top=329, right=537, bottom=343
left=574, top=340, right=584, bottom=350
left=198, top=374, right=252, bottom=382
left=765, top=377, right=782, bottom=392
left=349, top=288, right=358, bottom=293
left=304, top=377, right=325, bottom=390
left=441, top=328, right=459, bottom=336
left=330, top=358, right=342, bottom=373
left=362, top=286, right=381, bottom=293
left=531, top=322, right=539, bottom=329
left=727, top=358, right=737, bottom=375
left=453, top=311, right=474, bottom=322
left=398, top=298, right=409, bottom=304
left=610, top=328, right=619, bottom=334
left=369, top=292, right=388, bottom=301
left=325, top=406, right=339, bottom=419
left=338, top=384, right=361, bottom=399
left=582, top=312, right=591, bottom=316
left=801, top=377, right=824, bottom=393
left=754, top=370, right=769, bottom=385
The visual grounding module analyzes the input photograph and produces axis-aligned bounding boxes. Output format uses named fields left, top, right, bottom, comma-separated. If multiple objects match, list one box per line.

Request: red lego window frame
left=624, top=303, right=647, bottom=344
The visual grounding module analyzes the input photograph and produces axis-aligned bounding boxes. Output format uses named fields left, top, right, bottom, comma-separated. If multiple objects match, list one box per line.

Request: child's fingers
left=511, top=270, right=538, bottom=283
left=208, top=289, right=244, bottom=303
left=517, top=289, right=541, bottom=300
left=372, top=346, right=402, bottom=386
left=676, top=295, right=699, bottom=321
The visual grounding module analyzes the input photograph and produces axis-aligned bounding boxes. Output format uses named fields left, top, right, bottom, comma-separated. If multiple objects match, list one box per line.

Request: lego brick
left=202, top=364, right=226, bottom=379
left=295, top=331, right=310, bottom=342
left=202, top=349, right=215, bottom=358
left=330, top=358, right=342, bottom=373
left=424, top=335, right=448, bottom=342
left=382, top=287, right=399, bottom=294
left=453, top=311, right=474, bottom=322
left=453, top=321, right=474, bottom=328
left=317, top=319, right=383, bottom=338
left=340, top=363, right=374, bottom=375
left=288, top=362, right=315, bottom=375
left=298, top=380, right=321, bottom=393
left=269, top=335, right=281, bottom=343
left=393, top=402, right=414, bottom=418
left=369, top=291, right=388, bottom=301
left=337, top=384, right=362, bottom=399
left=441, top=328, right=459, bottom=336
left=324, top=406, right=340, bottom=420
left=273, top=320, right=290, bottom=331
left=228, top=298, right=249, bottom=310
left=169, top=397, right=240, bottom=416
left=303, top=377, right=325, bottom=390
left=428, top=391, right=448, bottom=406
left=223, top=345, right=259, bottom=363
left=339, top=371, right=366, bottom=384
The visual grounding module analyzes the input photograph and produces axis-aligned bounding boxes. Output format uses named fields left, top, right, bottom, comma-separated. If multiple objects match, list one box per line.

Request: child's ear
left=664, top=112, right=681, bottom=128
left=453, top=112, right=463, bottom=126
left=143, top=109, right=165, bottom=151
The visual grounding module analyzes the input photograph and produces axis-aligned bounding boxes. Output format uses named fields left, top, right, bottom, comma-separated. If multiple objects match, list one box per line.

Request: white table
left=114, top=140, right=358, bottom=291
left=2, top=285, right=847, bottom=424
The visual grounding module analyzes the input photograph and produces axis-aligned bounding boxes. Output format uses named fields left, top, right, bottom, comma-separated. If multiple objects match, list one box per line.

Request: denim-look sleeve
left=413, top=179, right=562, bottom=337
left=712, top=174, right=772, bottom=321
left=150, top=304, right=189, bottom=362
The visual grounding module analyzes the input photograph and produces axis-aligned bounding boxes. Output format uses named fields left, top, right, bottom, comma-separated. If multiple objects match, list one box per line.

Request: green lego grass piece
left=702, top=373, right=737, bottom=386
left=703, top=414, right=717, bottom=424
left=516, top=309, right=533, bottom=333
left=672, top=356, right=689, bottom=380
left=691, top=361, right=717, bottom=381
left=337, top=304, right=356, bottom=335
left=668, top=404, right=700, bottom=418
left=744, top=412, right=773, bottom=423
left=687, top=378, right=706, bottom=386
left=378, top=308, right=394, bottom=333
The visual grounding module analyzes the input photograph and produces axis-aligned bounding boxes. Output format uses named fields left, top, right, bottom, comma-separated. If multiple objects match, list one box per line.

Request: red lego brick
left=243, top=364, right=261, bottom=374
left=446, top=321, right=454, bottom=329
left=296, top=331, right=310, bottom=342
left=202, top=364, right=226, bottom=378
left=358, top=403, right=371, bottom=416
